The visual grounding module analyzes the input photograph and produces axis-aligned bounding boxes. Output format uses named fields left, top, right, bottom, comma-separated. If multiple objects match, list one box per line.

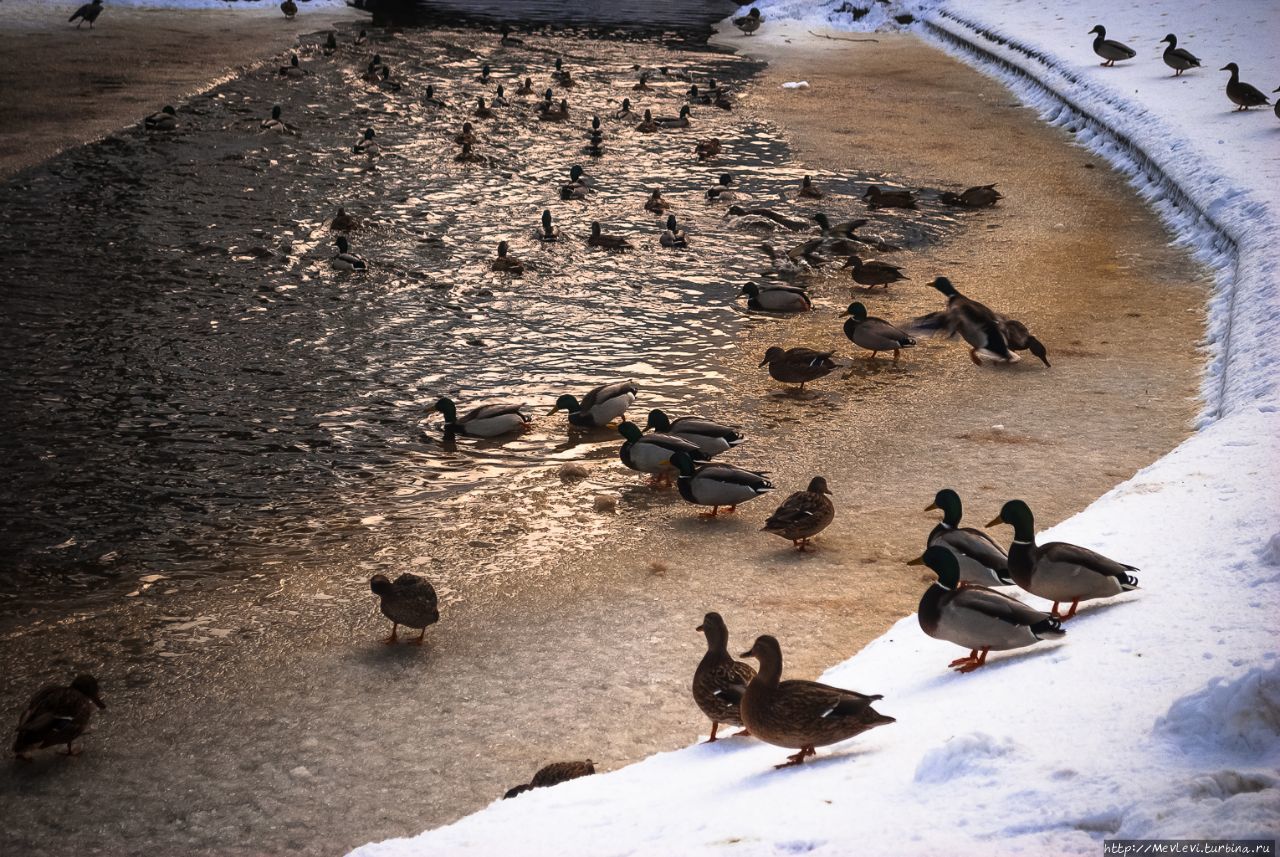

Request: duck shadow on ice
left=736, top=745, right=880, bottom=786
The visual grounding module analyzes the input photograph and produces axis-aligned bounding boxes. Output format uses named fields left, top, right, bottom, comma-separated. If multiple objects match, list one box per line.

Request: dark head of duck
left=986, top=499, right=1035, bottom=542
left=925, top=487, right=964, bottom=527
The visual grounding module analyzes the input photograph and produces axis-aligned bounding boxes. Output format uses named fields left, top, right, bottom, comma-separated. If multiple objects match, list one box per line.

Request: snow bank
left=350, top=2, right=1280, bottom=854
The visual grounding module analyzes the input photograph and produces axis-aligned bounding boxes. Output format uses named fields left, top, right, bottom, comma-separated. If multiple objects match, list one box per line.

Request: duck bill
left=906, top=555, right=925, bottom=566
left=757, top=357, right=769, bottom=368
left=984, top=515, right=1003, bottom=528
left=546, top=406, right=561, bottom=416
left=92, top=695, right=107, bottom=710
left=739, top=650, right=754, bottom=659
left=924, top=502, right=938, bottom=511
left=695, top=624, right=704, bottom=633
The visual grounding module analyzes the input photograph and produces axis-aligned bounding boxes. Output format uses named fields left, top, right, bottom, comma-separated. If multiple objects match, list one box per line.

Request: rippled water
left=0, top=23, right=959, bottom=601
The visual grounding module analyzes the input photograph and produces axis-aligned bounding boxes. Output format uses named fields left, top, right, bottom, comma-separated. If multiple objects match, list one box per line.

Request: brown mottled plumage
left=762, top=477, right=834, bottom=550
left=370, top=573, right=439, bottom=644
left=504, top=760, right=595, bottom=798
left=13, top=675, right=106, bottom=758
left=758, top=346, right=836, bottom=390
left=692, top=612, right=757, bottom=741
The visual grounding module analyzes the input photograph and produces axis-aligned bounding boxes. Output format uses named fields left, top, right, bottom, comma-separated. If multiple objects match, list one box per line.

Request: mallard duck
left=370, top=573, right=439, bottom=644
left=331, top=206, right=360, bottom=232
left=636, top=109, right=659, bottom=133
left=1159, top=34, right=1200, bottom=76
left=842, top=303, right=915, bottom=363
left=613, top=97, right=634, bottom=119
left=908, top=488, right=1011, bottom=586
left=587, top=221, right=632, bottom=250
left=670, top=452, right=773, bottom=517
left=427, top=396, right=530, bottom=438
left=731, top=207, right=809, bottom=232
left=423, top=84, right=447, bottom=108
left=552, top=58, right=574, bottom=87
left=354, top=29, right=368, bottom=46
left=733, top=7, right=762, bottom=36
left=740, top=282, right=811, bottom=313
left=1088, top=25, right=1136, bottom=67
left=762, top=476, right=834, bottom=551
left=279, top=0, right=297, bottom=19
left=987, top=500, right=1139, bottom=619
left=279, top=53, right=308, bottom=79
left=587, top=134, right=603, bottom=157
left=759, top=346, right=836, bottom=391
left=454, top=142, right=486, bottom=164
left=471, top=96, right=494, bottom=119
left=364, top=55, right=387, bottom=82
left=491, top=241, right=524, bottom=275
left=536, top=209, right=561, bottom=242
left=939, top=184, right=1003, bottom=208
left=812, top=212, right=867, bottom=239
left=656, top=106, right=692, bottom=129
left=324, top=31, right=338, bottom=54
left=500, top=25, right=524, bottom=47
left=70, top=0, right=104, bottom=28
left=332, top=236, right=367, bottom=272
left=917, top=546, right=1064, bottom=673
left=660, top=215, right=688, bottom=248
left=906, top=277, right=1018, bottom=365
left=13, top=675, right=105, bottom=758
left=144, top=106, right=177, bottom=131
left=695, top=138, right=722, bottom=160
left=478, top=63, right=492, bottom=84
left=504, top=760, right=595, bottom=799
left=618, top=421, right=703, bottom=485
left=260, top=105, right=297, bottom=135
left=845, top=256, right=908, bottom=288
left=1220, top=63, right=1270, bottom=110
left=353, top=127, right=380, bottom=159
left=515, top=77, right=535, bottom=96
left=863, top=186, right=916, bottom=209
left=644, top=409, right=744, bottom=458
left=454, top=122, right=477, bottom=146
left=739, top=635, right=892, bottom=768
left=999, top=317, right=1050, bottom=366
left=693, top=612, right=757, bottom=742
left=376, top=67, right=403, bottom=93
left=644, top=189, right=671, bottom=215
left=706, top=173, right=737, bottom=202
left=539, top=97, right=571, bottom=122
left=797, top=175, right=823, bottom=199
left=560, top=164, right=593, bottom=200
left=548, top=381, right=638, bottom=428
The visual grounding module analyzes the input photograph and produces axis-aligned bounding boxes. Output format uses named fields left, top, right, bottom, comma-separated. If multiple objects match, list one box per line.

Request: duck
left=427, top=396, right=530, bottom=439
left=260, top=104, right=298, bottom=135
left=636, top=109, right=659, bottom=133
left=279, top=0, right=297, bottom=19
left=354, top=29, right=368, bottom=46
left=504, top=761, right=595, bottom=799
left=917, top=547, right=1064, bottom=673
left=632, top=72, right=653, bottom=92
left=479, top=63, right=492, bottom=84
left=759, top=346, right=836, bottom=391
left=552, top=58, right=574, bottom=87
left=618, top=421, right=703, bottom=485
left=324, top=31, right=338, bottom=54
left=453, top=122, right=477, bottom=146
left=353, top=127, right=380, bottom=159
left=613, top=97, right=635, bottom=119
left=659, top=215, right=688, bottom=248
left=1220, top=63, right=1270, bottom=110
left=908, top=488, right=1012, bottom=587
left=376, top=67, right=403, bottom=93
left=670, top=452, right=773, bottom=517
left=692, top=612, right=757, bottom=742
left=762, top=476, right=835, bottom=551
left=332, top=236, right=367, bottom=272
left=939, top=184, right=1003, bottom=208
left=906, top=277, right=1018, bottom=365
left=364, top=54, right=387, bottom=81
left=548, top=381, right=638, bottom=428
left=845, top=255, right=908, bottom=288
left=797, top=175, right=823, bottom=199
left=586, top=115, right=602, bottom=137
left=454, top=142, right=486, bottom=164
left=538, top=97, right=571, bottom=122
left=474, top=96, right=495, bottom=119
left=1088, top=25, right=1136, bottom=67
left=1159, top=34, right=1200, bottom=76
left=644, top=189, right=672, bottom=215
left=812, top=212, right=868, bottom=240
left=500, top=25, right=524, bottom=48
left=536, top=209, right=561, bottom=242
left=587, top=221, right=632, bottom=250
left=144, top=106, right=177, bottom=131
left=279, top=53, right=308, bottom=79
left=863, top=186, right=916, bottom=209
left=369, top=573, right=439, bottom=644
left=999, top=316, right=1051, bottom=367
left=13, top=675, right=106, bottom=758
left=739, top=635, right=892, bottom=768
left=733, top=7, right=762, bottom=36
left=695, top=138, right=722, bottom=160
left=842, top=302, right=915, bottom=363
left=423, top=84, right=447, bottom=108
left=656, top=105, right=692, bottom=129
left=1275, top=88, right=1280, bottom=121
left=491, top=241, right=524, bottom=275
left=560, top=164, right=594, bottom=199
left=987, top=500, right=1139, bottom=620
left=739, top=282, right=812, bottom=313
left=515, top=77, right=535, bottom=96
left=643, top=409, right=744, bottom=458
left=706, top=173, right=737, bottom=202
left=69, top=0, right=104, bottom=28
left=330, top=206, right=360, bottom=232
left=731, top=207, right=809, bottom=232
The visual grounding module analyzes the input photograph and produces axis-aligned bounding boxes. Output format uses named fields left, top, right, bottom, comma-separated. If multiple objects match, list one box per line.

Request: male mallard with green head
left=917, top=547, right=1064, bottom=673
left=587, top=221, right=632, bottom=250
left=617, top=421, right=702, bottom=486
left=537, top=209, right=561, bottom=242
left=548, top=381, right=638, bottom=428
left=762, top=477, right=834, bottom=551
left=692, top=612, right=757, bottom=742
left=759, top=346, right=836, bottom=391
left=370, top=573, right=439, bottom=644
left=427, top=396, right=530, bottom=439
left=13, top=675, right=106, bottom=759
left=656, top=105, right=692, bottom=129
left=906, top=277, right=1017, bottom=366
left=659, top=215, right=688, bottom=248
left=670, top=452, right=773, bottom=517
left=739, top=635, right=892, bottom=768
left=644, top=409, right=744, bottom=458
left=842, top=303, right=915, bottom=364
left=908, top=488, right=1011, bottom=587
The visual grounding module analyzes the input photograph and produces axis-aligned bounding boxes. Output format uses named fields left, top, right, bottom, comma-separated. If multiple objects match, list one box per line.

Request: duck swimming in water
left=636, top=109, right=659, bottom=133
left=659, top=215, right=688, bottom=248
left=1220, top=63, right=1270, bottom=110
left=1088, top=24, right=1136, bottom=67
left=613, top=97, right=635, bottom=119
left=695, top=138, right=722, bottom=160
left=536, top=209, right=560, bottom=242
left=427, top=396, right=530, bottom=438
left=706, top=173, right=738, bottom=202
left=587, top=221, right=632, bottom=250
left=330, top=206, right=360, bottom=232
left=491, top=241, right=524, bottom=275
left=260, top=105, right=298, bottom=135
left=454, top=122, right=477, bottom=146
left=353, top=127, right=380, bottom=160
left=144, top=105, right=177, bottom=131
left=516, top=77, right=535, bottom=96
left=656, top=105, right=692, bottom=129
left=474, top=96, right=495, bottom=119
left=644, top=189, right=671, bottom=214
left=548, top=381, right=638, bottom=428
left=797, top=175, right=823, bottom=199
left=332, top=236, right=367, bottom=272
left=1159, top=34, right=1201, bottom=76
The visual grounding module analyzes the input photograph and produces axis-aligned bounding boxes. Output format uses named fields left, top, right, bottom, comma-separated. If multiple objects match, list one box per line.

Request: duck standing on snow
left=1220, top=63, right=1270, bottom=110
left=13, top=675, right=106, bottom=759
left=908, top=488, right=1011, bottom=587
left=762, top=476, right=835, bottom=551
left=504, top=761, right=595, bottom=799
left=759, top=346, right=836, bottom=391
left=987, top=499, right=1139, bottom=619
left=1159, top=34, right=1200, bottom=76
left=618, top=421, right=703, bottom=486
left=740, top=282, right=811, bottom=313
left=370, top=573, right=438, bottom=644
left=939, top=184, right=1003, bottom=207
left=260, top=105, right=297, bottom=135
left=491, top=241, right=524, bottom=275
left=659, top=215, right=688, bottom=248
left=733, top=7, right=762, bottom=36
left=332, top=236, right=367, bottom=272
left=906, top=277, right=1018, bottom=366
left=426, top=396, right=530, bottom=439
left=739, top=635, right=892, bottom=768
left=842, top=303, right=915, bottom=364
left=692, top=612, right=757, bottom=742
left=670, top=452, right=773, bottom=517
left=69, top=0, right=104, bottom=28
left=643, top=409, right=744, bottom=459
left=548, top=381, right=638, bottom=428
left=917, top=547, right=1064, bottom=674
left=1088, top=25, right=1135, bottom=66
left=280, top=0, right=298, bottom=19
left=144, top=106, right=177, bottom=131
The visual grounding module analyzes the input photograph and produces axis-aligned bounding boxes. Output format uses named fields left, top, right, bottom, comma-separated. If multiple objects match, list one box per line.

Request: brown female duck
left=797, top=175, right=823, bottom=199
left=491, top=241, right=524, bottom=274
left=863, top=186, right=917, bottom=209
left=13, top=675, right=106, bottom=758
left=644, top=189, right=672, bottom=214
left=692, top=612, right=757, bottom=742
left=844, top=255, right=908, bottom=287
left=504, top=760, right=595, bottom=798
left=370, top=573, right=439, bottom=644
left=762, top=477, right=835, bottom=551
left=940, top=184, right=1003, bottom=208
left=759, top=346, right=836, bottom=391
left=1220, top=63, right=1270, bottom=110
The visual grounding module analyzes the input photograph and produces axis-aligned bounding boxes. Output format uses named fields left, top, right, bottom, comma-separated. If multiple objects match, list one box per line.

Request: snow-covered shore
left=349, top=2, right=1280, bottom=854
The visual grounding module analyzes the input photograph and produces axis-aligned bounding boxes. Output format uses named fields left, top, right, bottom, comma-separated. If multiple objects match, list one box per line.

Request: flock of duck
left=23, top=6, right=1150, bottom=793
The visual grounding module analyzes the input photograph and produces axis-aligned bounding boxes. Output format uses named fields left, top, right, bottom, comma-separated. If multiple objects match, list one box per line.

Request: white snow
left=351, top=1, right=1280, bottom=854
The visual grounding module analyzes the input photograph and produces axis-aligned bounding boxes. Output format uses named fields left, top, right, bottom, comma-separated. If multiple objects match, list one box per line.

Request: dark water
left=363, top=0, right=739, bottom=33
left=0, top=22, right=957, bottom=605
